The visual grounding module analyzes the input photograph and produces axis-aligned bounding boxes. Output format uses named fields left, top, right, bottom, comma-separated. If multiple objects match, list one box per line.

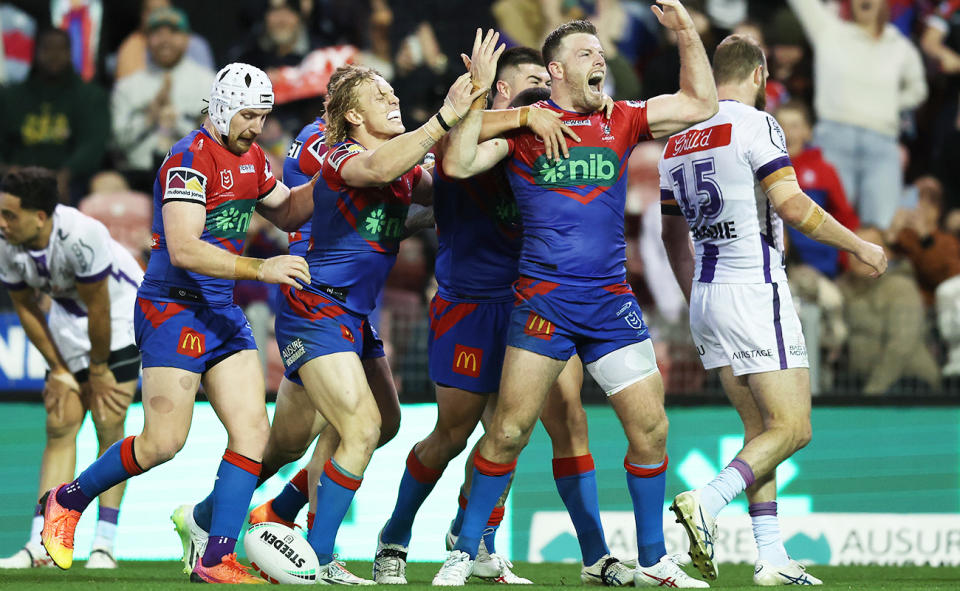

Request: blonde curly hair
left=324, top=65, right=382, bottom=146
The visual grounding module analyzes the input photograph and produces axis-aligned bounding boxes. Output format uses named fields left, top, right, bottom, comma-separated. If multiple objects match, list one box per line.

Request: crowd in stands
left=1, top=0, right=959, bottom=399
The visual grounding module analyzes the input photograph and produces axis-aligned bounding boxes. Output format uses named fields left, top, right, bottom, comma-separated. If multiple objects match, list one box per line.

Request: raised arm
left=645, top=0, right=718, bottom=139
left=785, top=0, right=834, bottom=46
left=340, top=74, right=486, bottom=187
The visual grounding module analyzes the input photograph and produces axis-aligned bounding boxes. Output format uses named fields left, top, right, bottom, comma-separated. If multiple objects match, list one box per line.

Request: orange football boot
left=248, top=499, right=295, bottom=529
left=190, top=553, right=266, bottom=584
left=39, top=485, right=81, bottom=570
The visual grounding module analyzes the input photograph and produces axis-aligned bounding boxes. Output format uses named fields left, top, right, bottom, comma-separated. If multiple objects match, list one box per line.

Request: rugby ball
left=244, top=521, right=319, bottom=584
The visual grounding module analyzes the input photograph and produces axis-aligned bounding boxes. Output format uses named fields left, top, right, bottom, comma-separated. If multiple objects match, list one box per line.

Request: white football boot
left=753, top=559, right=822, bottom=586
left=84, top=548, right=118, bottom=569
left=635, top=554, right=709, bottom=588
left=581, top=554, right=635, bottom=586
left=372, top=526, right=408, bottom=584
left=432, top=550, right=474, bottom=586
left=317, top=558, right=375, bottom=585
left=671, top=490, right=719, bottom=581
left=0, top=544, right=55, bottom=568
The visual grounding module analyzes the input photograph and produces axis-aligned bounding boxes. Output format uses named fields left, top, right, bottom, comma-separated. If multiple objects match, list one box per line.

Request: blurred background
left=0, top=0, right=959, bottom=567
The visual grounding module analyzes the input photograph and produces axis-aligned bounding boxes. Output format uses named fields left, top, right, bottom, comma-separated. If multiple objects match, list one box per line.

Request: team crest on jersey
left=625, top=100, right=644, bottom=108
left=220, top=169, right=234, bottom=189
left=533, top=146, right=619, bottom=189
left=239, top=164, right=255, bottom=174
left=164, top=167, right=207, bottom=204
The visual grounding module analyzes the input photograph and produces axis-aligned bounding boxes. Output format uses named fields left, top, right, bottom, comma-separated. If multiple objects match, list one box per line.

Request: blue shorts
left=506, top=277, right=650, bottom=365
left=428, top=294, right=512, bottom=394
left=134, top=298, right=257, bottom=373
left=274, top=286, right=385, bottom=384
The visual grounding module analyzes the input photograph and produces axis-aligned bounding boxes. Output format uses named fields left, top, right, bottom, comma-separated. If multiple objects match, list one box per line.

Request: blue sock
left=57, top=436, right=143, bottom=513
left=453, top=455, right=514, bottom=560
left=450, top=492, right=467, bottom=536
left=308, top=459, right=362, bottom=565
left=271, top=468, right=310, bottom=522
left=481, top=506, right=504, bottom=554
left=193, top=492, right=213, bottom=531
left=625, top=457, right=668, bottom=567
left=201, top=450, right=261, bottom=567
left=553, top=455, right=609, bottom=565
left=381, top=448, right=443, bottom=546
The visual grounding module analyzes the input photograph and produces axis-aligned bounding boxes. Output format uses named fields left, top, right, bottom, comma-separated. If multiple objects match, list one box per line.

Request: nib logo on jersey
left=207, top=200, right=256, bottom=240
left=357, top=203, right=408, bottom=243
left=533, top=147, right=619, bottom=188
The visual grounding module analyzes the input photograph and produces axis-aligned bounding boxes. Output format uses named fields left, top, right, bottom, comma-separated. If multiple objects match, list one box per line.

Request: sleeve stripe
left=660, top=188, right=674, bottom=201
left=258, top=178, right=279, bottom=201
left=1, top=279, right=27, bottom=290
left=76, top=267, right=111, bottom=284
left=162, top=198, right=206, bottom=206
left=755, top=156, right=792, bottom=181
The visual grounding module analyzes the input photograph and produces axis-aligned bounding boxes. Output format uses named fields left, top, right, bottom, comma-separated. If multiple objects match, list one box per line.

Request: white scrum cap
left=209, top=63, right=274, bottom=136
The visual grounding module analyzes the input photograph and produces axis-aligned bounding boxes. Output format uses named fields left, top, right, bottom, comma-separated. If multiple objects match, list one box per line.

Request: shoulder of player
left=54, top=206, right=109, bottom=243
left=323, top=141, right=366, bottom=172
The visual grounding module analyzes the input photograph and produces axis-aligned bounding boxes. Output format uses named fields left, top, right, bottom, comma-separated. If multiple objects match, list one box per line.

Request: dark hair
left=510, top=87, right=551, bottom=108
left=495, top=46, right=544, bottom=84
left=775, top=99, right=813, bottom=126
left=712, top=34, right=765, bottom=86
left=1, top=167, right=59, bottom=216
left=542, top=20, right=597, bottom=66
left=29, top=28, right=71, bottom=79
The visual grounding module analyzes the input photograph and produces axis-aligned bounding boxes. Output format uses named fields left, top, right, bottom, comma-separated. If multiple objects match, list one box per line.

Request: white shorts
left=690, top=281, right=808, bottom=376
left=49, top=300, right=137, bottom=374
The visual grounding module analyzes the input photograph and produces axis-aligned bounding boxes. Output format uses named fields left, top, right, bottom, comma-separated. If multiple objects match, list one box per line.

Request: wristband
left=518, top=106, right=530, bottom=128
left=797, top=204, right=826, bottom=234
left=235, top=256, right=265, bottom=281
left=470, top=91, right=488, bottom=111
left=435, top=112, right=452, bottom=132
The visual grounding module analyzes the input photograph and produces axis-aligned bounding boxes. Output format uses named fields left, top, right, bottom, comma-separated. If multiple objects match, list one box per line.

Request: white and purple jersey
left=0, top=204, right=142, bottom=331
left=658, top=100, right=792, bottom=284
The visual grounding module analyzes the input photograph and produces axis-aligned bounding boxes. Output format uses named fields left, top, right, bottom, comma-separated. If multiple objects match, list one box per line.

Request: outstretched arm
left=645, top=0, right=718, bottom=138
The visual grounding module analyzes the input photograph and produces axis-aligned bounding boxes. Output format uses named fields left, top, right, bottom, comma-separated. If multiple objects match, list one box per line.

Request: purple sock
left=34, top=503, right=43, bottom=517
left=98, top=506, right=120, bottom=525
left=202, top=535, right=235, bottom=567
left=55, top=481, right=93, bottom=513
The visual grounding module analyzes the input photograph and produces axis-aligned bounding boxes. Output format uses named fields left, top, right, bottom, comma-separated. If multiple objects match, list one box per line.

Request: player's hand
left=445, top=73, right=490, bottom=122
left=43, top=368, right=80, bottom=424
left=260, top=255, right=311, bottom=288
left=87, top=366, right=131, bottom=424
left=601, top=94, right=615, bottom=119
left=463, top=28, right=505, bottom=91
left=651, top=0, right=696, bottom=33
left=854, top=240, right=888, bottom=278
left=527, top=107, right=581, bottom=160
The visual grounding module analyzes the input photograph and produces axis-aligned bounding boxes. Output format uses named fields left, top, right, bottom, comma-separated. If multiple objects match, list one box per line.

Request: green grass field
left=1, top=560, right=958, bottom=590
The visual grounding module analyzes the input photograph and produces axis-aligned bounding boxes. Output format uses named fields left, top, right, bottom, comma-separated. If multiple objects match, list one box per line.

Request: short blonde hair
left=324, top=65, right=381, bottom=146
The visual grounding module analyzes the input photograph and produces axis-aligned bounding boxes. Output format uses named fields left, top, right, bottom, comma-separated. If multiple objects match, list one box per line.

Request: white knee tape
left=585, top=339, right=659, bottom=397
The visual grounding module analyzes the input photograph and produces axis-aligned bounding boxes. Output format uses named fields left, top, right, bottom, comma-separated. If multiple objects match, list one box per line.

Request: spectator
left=838, top=226, right=941, bottom=395
left=788, top=0, right=927, bottom=228
left=231, top=0, right=311, bottom=71
left=888, top=176, right=960, bottom=306
left=0, top=27, right=109, bottom=203
left=776, top=99, right=859, bottom=278
left=113, top=0, right=214, bottom=80
left=920, top=2, right=960, bottom=210
left=111, top=7, right=213, bottom=188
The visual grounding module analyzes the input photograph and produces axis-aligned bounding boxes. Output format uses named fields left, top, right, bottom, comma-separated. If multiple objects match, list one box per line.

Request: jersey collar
left=546, top=99, right=596, bottom=116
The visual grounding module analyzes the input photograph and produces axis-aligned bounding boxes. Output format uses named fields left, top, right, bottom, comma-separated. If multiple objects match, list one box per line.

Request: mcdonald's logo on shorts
left=341, top=324, right=355, bottom=343
left=177, top=327, right=206, bottom=358
left=453, top=344, right=483, bottom=378
left=523, top=312, right=554, bottom=341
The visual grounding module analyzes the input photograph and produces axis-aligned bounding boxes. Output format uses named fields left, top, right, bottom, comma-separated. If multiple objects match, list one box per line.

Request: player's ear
left=753, top=64, right=764, bottom=86
left=547, top=61, right=563, bottom=81
left=344, top=108, right=363, bottom=127
left=496, top=80, right=510, bottom=103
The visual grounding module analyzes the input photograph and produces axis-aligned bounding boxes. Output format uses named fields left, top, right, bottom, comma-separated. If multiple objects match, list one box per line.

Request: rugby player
left=374, top=40, right=633, bottom=586
left=435, top=1, right=717, bottom=586
left=659, top=34, right=885, bottom=586
left=40, top=63, right=318, bottom=584
left=0, top=167, right=142, bottom=570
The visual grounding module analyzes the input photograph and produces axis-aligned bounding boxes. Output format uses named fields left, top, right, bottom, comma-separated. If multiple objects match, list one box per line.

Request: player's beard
left=754, top=81, right=766, bottom=111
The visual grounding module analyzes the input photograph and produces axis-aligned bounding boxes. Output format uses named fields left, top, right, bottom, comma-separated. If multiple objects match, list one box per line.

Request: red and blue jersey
left=434, top=152, right=521, bottom=302
left=283, top=117, right=327, bottom=257
left=504, top=99, right=651, bottom=286
left=139, top=127, right=277, bottom=307
left=303, top=139, right=423, bottom=316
